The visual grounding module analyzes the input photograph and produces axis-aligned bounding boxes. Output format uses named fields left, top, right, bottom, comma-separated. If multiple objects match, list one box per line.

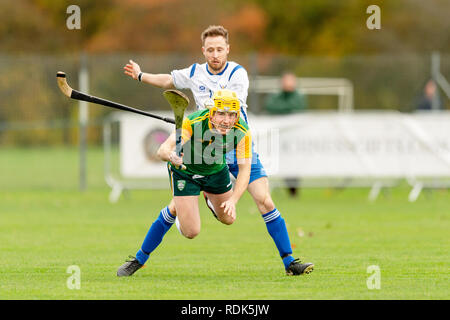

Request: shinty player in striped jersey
left=119, top=25, right=313, bottom=276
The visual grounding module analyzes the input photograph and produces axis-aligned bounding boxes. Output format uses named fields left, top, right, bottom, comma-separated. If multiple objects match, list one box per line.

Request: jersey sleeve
left=227, top=67, right=249, bottom=109
left=235, top=127, right=252, bottom=160
left=181, top=117, right=193, bottom=143
left=171, top=64, right=195, bottom=90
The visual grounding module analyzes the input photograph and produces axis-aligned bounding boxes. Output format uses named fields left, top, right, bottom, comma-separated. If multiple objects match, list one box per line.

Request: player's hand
left=169, top=151, right=184, bottom=167
left=123, top=59, right=141, bottom=80
left=220, top=198, right=236, bottom=220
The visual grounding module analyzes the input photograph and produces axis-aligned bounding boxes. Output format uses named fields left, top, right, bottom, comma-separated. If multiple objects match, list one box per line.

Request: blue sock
left=262, top=209, right=295, bottom=269
left=135, top=206, right=175, bottom=265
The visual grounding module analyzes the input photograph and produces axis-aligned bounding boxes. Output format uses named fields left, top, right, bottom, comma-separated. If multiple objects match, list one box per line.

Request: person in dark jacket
left=416, top=79, right=442, bottom=111
left=264, top=72, right=307, bottom=197
left=264, top=72, right=307, bottom=114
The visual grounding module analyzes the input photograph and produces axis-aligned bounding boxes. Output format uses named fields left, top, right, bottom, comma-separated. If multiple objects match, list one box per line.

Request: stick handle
left=175, top=129, right=183, bottom=156
left=56, top=73, right=175, bottom=124
left=174, top=129, right=186, bottom=170
left=70, top=90, right=175, bottom=124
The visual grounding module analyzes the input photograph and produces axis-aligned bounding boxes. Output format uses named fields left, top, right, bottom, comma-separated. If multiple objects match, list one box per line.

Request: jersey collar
left=206, top=62, right=229, bottom=76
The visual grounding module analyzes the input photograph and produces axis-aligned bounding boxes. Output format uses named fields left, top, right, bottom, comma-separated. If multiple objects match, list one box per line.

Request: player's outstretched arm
left=220, top=158, right=251, bottom=218
left=123, top=59, right=175, bottom=89
left=231, top=158, right=251, bottom=202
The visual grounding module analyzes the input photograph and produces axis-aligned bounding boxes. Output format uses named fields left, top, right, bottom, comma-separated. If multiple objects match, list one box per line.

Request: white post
left=79, top=53, right=89, bottom=191
left=431, top=52, right=440, bottom=111
left=431, top=51, right=450, bottom=101
left=408, top=182, right=423, bottom=202
left=368, top=181, right=382, bottom=202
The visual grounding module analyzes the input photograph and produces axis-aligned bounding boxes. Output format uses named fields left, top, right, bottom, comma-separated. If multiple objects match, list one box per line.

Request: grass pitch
left=0, top=147, right=449, bottom=299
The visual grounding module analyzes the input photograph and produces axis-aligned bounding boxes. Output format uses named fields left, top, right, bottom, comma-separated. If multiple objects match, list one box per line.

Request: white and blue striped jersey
left=171, top=61, right=250, bottom=124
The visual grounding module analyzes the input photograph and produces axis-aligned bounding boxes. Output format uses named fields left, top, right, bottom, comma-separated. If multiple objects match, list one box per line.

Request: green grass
left=0, top=147, right=449, bottom=299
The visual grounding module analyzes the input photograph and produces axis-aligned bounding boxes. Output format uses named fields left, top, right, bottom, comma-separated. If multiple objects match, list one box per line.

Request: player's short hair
left=201, top=25, right=229, bottom=45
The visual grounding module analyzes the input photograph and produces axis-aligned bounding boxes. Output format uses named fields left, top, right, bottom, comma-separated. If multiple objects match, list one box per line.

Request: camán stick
left=163, top=89, right=189, bottom=170
left=56, top=71, right=176, bottom=124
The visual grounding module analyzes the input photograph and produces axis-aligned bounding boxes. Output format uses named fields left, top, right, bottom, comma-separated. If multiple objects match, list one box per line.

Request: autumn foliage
left=1, top=0, right=449, bottom=55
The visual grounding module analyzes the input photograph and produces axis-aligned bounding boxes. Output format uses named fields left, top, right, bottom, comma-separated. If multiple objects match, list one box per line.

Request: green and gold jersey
left=173, top=109, right=252, bottom=176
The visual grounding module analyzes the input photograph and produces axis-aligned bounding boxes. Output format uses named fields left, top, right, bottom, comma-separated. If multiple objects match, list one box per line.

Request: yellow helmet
left=209, top=89, right=240, bottom=121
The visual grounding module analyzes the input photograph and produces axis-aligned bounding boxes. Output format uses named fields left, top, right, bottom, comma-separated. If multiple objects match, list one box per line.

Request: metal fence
left=1, top=52, right=448, bottom=146
left=1, top=52, right=449, bottom=190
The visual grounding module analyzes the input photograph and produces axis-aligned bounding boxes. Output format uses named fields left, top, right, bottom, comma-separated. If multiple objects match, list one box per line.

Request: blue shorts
left=226, top=148, right=267, bottom=184
left=226, top=108, right=267, bottom=184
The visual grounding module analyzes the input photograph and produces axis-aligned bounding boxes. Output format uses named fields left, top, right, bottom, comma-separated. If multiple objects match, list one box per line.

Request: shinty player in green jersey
left=117, top=89, right=252, bottom=276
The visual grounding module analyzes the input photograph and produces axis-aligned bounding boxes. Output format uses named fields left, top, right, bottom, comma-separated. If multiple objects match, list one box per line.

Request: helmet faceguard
left=207, top=89, right=240, bottom=132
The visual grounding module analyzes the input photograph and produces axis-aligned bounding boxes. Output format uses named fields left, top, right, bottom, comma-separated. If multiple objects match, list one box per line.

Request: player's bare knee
left=257, top=193, right=275, bottom=213
left=264, top=196, right=275, bottom=212
left=183, top=232, right=199, bottom=239
left=182, top=227, right=200, bottom=239
left=219, top=215, right=235, bottom=225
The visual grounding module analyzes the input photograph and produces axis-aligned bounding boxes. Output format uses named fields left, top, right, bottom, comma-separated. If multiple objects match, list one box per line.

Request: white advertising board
left=119, top=111, right=450, bottom=180
left=120, top=112, right=174, bottom=178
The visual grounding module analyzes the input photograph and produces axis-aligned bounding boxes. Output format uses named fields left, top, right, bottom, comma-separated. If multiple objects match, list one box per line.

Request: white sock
left=206, top=198, right=216, bottom=213
left=175, top=217, right=184, bottom=236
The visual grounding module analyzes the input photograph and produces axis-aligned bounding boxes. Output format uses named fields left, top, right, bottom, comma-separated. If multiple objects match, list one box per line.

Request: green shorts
left=168, top=163, right=232, bottom=196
